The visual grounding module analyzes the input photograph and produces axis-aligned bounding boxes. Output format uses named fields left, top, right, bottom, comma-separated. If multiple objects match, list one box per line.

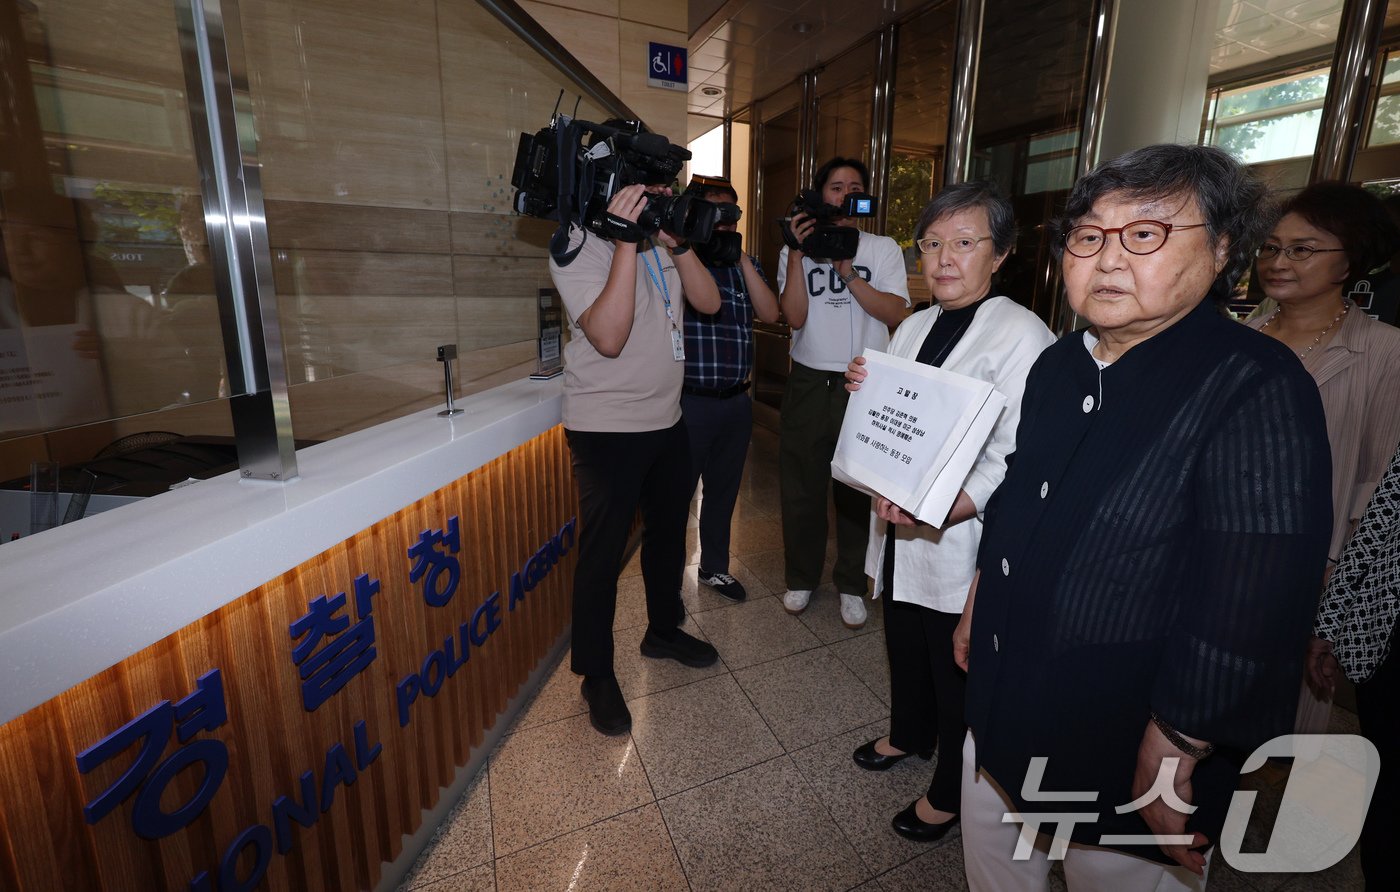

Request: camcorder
left=780, top=189, right=879, bottom=261
left=511, top=104, right=726, bottom=266
left=683, top=175, right=744, bottom=267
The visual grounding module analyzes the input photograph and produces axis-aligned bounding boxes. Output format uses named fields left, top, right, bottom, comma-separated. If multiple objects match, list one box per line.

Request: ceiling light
left=701, top=86, right=724, bottom=97
left=792, top=21, right=817, bottom=34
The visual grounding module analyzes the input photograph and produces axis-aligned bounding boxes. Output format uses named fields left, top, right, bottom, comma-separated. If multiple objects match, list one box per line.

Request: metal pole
left=1077, top=0, right=1117, bottom=177
left=944, top=0, right=986, bottom=185
left=870, top=23, right=899, bottom=233
left=799, top=71, right=818, bottom=190
left=175, top=0, right=297, bottom=482
left=1310, top=0, right=1388, bottom=182
left=722, top=116, right=733, bottom=180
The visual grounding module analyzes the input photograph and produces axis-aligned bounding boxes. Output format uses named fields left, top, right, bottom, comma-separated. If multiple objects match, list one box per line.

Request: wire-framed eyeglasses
left=916, top=235, right=993, bottom=254
left=1063, top=220, right=1208, bottom=258
left=1255, top=243, right=1347, bottom=263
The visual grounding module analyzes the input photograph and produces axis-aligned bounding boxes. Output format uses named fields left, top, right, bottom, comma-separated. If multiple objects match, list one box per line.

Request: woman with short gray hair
left=844, top=180, right=1054, bottom=842
left=954, top=144, right=1332, bottom=889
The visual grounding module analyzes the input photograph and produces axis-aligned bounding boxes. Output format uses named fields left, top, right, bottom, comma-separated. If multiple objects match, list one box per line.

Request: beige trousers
left=960, top=731, right=1210, bottom=892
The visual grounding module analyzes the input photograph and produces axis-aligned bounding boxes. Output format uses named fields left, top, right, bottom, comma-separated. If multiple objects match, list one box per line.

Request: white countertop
left=0, top=378, right=564, bottom=725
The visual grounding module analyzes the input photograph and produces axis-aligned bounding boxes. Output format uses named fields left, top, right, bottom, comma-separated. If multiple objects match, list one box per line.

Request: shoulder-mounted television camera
left=511, top=108, right=725, bottom=266
left=779, top=189, right=879, bottom=261
left=683, top=175, right=744, bottom=267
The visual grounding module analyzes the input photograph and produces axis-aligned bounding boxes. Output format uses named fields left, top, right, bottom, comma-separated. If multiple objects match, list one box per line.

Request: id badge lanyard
left=640, top=242, right=685, bottom=361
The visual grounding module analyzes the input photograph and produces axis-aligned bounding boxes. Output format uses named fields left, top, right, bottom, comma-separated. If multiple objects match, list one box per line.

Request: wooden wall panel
left=0, top=426, right=577, bottom=892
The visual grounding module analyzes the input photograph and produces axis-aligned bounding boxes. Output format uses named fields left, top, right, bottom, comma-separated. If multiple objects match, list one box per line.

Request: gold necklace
left=1259, top=299, right=1349, bottom=360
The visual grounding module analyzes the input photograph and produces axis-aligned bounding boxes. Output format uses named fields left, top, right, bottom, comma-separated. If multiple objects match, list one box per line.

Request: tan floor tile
left=620, top=547, right=641, bottom=578
left=612, top=572, right=684, bottom=632
left=507, top=650, right=585, bottom=734
left=728, top=512, right=786, bottom=555
left=408, top=862, right=495, bottom=892
left=494, top=804, right=686, bottom=892
left=612, top=619, right=725, bottom=701
left=629, top=674, right=783, bottom=797
left=401, top=772, right=494, bottom=888
left=732, top=648, right=888, bottom=751
left=732, top=495, right=781, bottom=521
left=829, top=629, right=892, bottom=705
left=797, top=584, right=885, bottom=645
left=734, top=548, right=786, bottom=595
left=659, top=755, right=869, bottom=891
left=488, top=713, right=654, bottom=856
left=689, top=596, right=823, bottom=670
left=875, top=837, right=967, bottom=892
left=790, top=721, right=942, bottom=876
left=681, top=560, right=773, bottom=615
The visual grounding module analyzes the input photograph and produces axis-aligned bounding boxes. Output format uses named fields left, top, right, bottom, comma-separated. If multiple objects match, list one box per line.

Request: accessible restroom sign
left=648, top=42, right=687, bottom=91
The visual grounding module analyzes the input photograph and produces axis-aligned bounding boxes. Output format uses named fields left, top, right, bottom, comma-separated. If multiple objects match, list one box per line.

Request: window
left=1207, top=69, right=1329, bottom=164
left=1366, top=53, right=1400, bottom=147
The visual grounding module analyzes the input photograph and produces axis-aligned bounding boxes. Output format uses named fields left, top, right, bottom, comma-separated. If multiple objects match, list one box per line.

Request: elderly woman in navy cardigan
left=954, top=145, right=1332, bottom=891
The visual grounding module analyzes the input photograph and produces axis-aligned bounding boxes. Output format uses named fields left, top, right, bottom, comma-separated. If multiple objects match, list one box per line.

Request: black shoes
left=891, top=799, right=960, bottom=842
left=852, top=738, right=932, bottom=771
left=698, top=569, right=747, bottom=602
left=640, top=626, right=719, bottom=667
left=581, top=675, right=631, bottom=736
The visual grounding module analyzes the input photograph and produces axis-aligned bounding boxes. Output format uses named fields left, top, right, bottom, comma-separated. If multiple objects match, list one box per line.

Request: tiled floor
left=398, top=426, right=1364, bottom=891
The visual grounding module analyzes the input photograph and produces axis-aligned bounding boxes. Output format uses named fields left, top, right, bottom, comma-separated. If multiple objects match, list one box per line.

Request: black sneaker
left=640, top=627, right=719, bottom=667
left=698, top=569, right=747, bottom=602
left=580, top=675, right=631, bottom=735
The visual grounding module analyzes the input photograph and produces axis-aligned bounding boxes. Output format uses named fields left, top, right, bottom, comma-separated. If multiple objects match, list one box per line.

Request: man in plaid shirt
left=681, top=176, right=780, bottom=601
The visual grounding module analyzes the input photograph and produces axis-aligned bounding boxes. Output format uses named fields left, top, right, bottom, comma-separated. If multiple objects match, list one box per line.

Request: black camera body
left=695, top=231, right=743, bottom=267
left=780, top=189, right=879, bottom=261
left=511, top=114, right=723, bottom=264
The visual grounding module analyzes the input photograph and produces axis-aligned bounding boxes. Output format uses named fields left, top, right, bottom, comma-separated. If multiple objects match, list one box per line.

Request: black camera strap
left=550, top=118, right=588, bottom=267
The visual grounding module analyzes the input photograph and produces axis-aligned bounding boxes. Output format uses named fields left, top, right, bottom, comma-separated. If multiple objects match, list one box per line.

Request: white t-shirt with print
left=777, top=230, right=910, bottom=372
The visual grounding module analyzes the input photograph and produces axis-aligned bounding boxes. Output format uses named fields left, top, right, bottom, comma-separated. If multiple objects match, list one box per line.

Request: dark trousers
left=1356, top=615, right=1400, bottom=890
left=882, top=533, right=966, bottom=813
left=681, top=391, right=752, bottom=574
left=779, top=361, right=870, bottom=594
left=565, top=421, right=690, bottom=677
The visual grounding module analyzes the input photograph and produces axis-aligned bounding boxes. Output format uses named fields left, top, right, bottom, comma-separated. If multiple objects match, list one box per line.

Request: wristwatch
left=670, top=242, right=691, bottom=256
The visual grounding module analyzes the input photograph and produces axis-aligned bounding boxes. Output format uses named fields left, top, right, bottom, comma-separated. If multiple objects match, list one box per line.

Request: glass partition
left=969, top=0, right=1096, bottom=323
left=238, top=0, right=607, bottom=442
left=1, top=0, right=225, bottom=488
left=0, top=0, right=634, bottom=539
left=889, top=2, right=958, bottom=306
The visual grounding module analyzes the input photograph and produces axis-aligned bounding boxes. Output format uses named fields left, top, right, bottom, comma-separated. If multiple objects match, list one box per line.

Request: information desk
left=0, top=379, right=576, bottom=892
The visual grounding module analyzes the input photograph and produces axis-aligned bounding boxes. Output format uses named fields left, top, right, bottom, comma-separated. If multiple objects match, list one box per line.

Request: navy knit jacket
left=968, top=299, right=1332, bottom=860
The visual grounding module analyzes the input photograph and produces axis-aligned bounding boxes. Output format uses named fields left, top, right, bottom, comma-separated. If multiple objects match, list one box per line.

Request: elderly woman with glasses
left=843, top=182, right=1054, bottom=843
left=1249, top=183, right=1400, bottom=731
left=953, top=145, right=1332, bottom=891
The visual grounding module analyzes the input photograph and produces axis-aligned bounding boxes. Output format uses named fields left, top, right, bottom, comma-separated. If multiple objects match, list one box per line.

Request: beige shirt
left=1250, top=307, right=1400, bottom=559
left=549, top=228, right=684, bottom=433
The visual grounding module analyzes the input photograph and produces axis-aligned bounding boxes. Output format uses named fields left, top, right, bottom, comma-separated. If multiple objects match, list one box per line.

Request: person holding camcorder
left=527, top=118, right=725, bottom=736
left=777, top=157, right=910, bottom=630
left=679, top=175, right=780, bottom=604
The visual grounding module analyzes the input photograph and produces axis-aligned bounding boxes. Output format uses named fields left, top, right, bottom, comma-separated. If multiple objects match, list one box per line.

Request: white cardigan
left=863, top=295, right=1056, bottom=612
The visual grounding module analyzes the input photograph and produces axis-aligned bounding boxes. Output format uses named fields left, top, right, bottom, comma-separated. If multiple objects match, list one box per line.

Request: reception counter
left=0, top=378, right=578, bottom=892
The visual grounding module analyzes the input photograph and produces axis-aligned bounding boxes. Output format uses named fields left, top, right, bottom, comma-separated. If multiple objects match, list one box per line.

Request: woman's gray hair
left=914, top=181, right=1018, bottom=256
left=1052, top=144, right=1275, bottom=303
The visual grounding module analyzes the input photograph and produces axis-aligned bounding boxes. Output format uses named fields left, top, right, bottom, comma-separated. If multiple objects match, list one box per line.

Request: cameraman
left=777, top=157, right=910, bottom=630
left=680, top=175, right=780, bottom=603
left=549, top=161, right=723, bottom=737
